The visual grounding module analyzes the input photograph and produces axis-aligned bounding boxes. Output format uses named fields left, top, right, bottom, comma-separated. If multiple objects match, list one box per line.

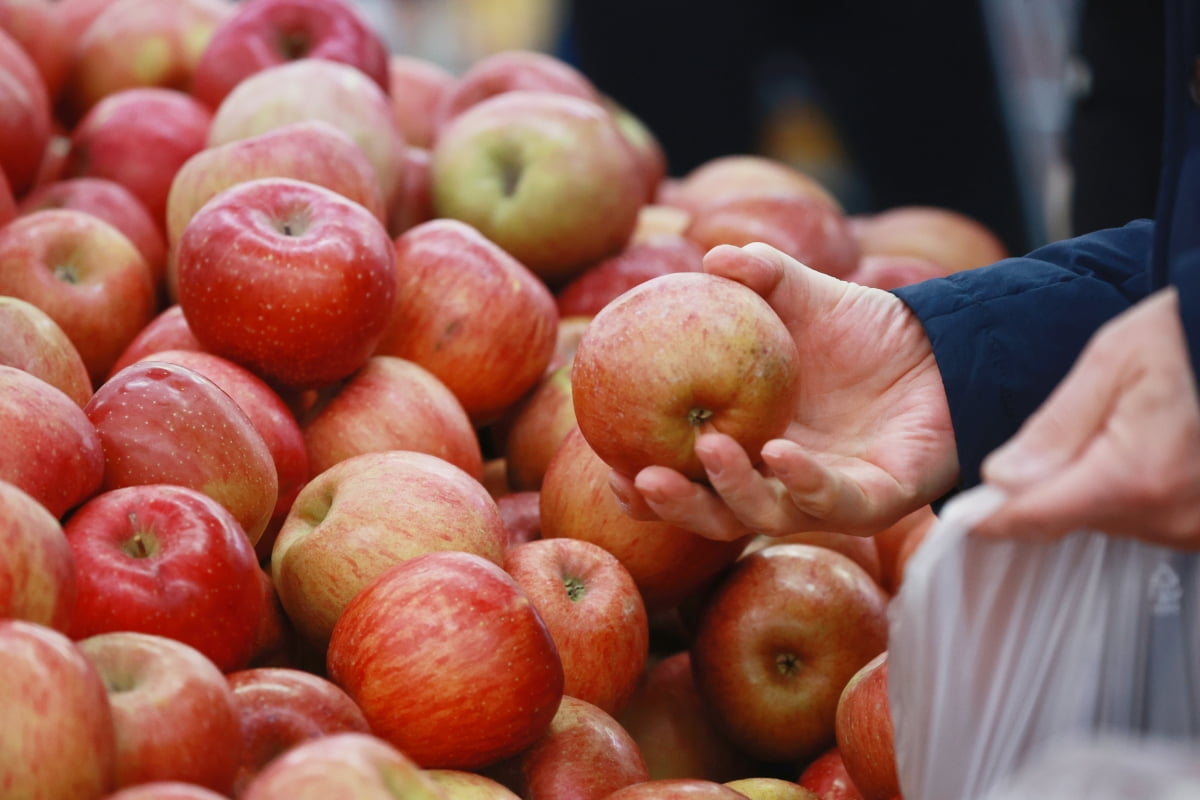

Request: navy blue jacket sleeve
left=892, top=220, right=1154, bottom=494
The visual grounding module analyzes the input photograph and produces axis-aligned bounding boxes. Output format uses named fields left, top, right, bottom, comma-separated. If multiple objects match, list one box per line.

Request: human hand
left=608, top=242, right=958, bottom=540
left=974, top=287, right=1200, bottom=550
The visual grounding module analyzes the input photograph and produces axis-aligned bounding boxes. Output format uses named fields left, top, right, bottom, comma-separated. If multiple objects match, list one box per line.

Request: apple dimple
left=275, top=29, right=311, bottom=60
left=120, top=523, right=159, bottom=560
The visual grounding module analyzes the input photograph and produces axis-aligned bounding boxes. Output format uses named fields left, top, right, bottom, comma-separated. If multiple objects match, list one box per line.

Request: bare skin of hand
left=607, top=242, right=959, bottom=541
left=975, top=287, right=1200, bottom=550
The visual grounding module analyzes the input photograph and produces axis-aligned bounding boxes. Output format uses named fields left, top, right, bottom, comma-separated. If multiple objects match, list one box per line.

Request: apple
left=666, top=154, right=842, bottom=218
left=739, top=530, right=884, bottom=591
left=226, top=666, right=372, bottom=796
left=430, top=90, right=645, bottom=285
left=426, top=769, right=522, bottom=800
left=387, top=142, right=435, bottom=236
left=101, top=783, right=234, bottom=800
left=65, top=484, right=266, bottom=672
left=0, top=619, right=117, bottom=799
left=375, top=218, right=560, bottom=426
left=239, top=732, right=448, bottom=799
left=271, top=449, right=508, bottom=648
left=107, top=304, right=206, bottom=378
left=540, top=426, right=750, bottom=615
left=0, top=166, right=15, bottom=228
left=834, top=652, right=898, bottom=800
left=849, top=205, right=1008, bottom=272
left=554, top=233, right=705, bottom=319
left=571, top=271, right=801, bottom=481
left=0, top=364, right=104, bottom=518
left=0, top=294, right=93, bottom=407
left=78, top=631, right=242, bottom=793
left=191, top=0, right=390, bottom=110
left=602, top=95, right=667, bottom=203
left=724, top=779, right=820, bottom=800
left=872, top=504, right=937, bottom=595
left=845, top=254, right=949, bottom=291
left=0, top=208, right=155, bottom=386
left=0, top=25, right=51, bottom=196
left=602, top=779, right=751, bottom=799
left=326, top=550, right=564, bottom=770
left=0, top=478, right=76, bottom=631
left=86, top=360, right=279, bottom=544
left=0, top=0, right=73, bottom=103
left=616, top=651, right=758, bottom=783
left=689, top=544, right=891, bottom=765
left=504, top=537, right=649, bottom=716
left=796, top=748, right=864, bottom=800
left=497, top=490, right=542, bottom=547
left=299, top=354, right=484, bottom=480
left=246, top=567, right=295, bottom=667
left=547, top=313, right=592, bottom=375
left=631, top=203, right=693, bottom=244
left=175, top=176, right=395, bottom=389
left=388, top=53, right=457, bottom=150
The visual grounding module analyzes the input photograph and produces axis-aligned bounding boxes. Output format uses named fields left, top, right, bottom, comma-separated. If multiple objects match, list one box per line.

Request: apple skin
left=86, top=360, right=279, bottom=544
left=845, top=254, right=949, bottom=291
left=666, top=154, right=842, bottom=218
left=271, top=449, right=508, bottom=648
left=78, top=631, right=242, bottom=793
left=724, top=778, right=820, bottom=800
left=603, top=779, right=751, bottom=799
left=175, top=176, right=397, bottom=390
left=504, top=538, right=649, bottom=716
left=108, top=305, right=206, bottom=379
left=0, top=364, right=105, bottom=518
left=0, top=208, right=156, bottom=386
left=0, top=294, right=93, bottom=408
left=0, top=167, right=15, bottom=227
left=191, top=0, right=390, bottom=110
left=497, top=490, right=542, bottom=548
left=873, top=504, right=937, bottom=595
left=849, top=205, right=1008, bottom=273
left=426, top=769, right=522, bottom=800
left=65, top=484, right=266, bottom=672
left=796, top=747, right=865, bottom=800
left=326, top=550, right=565, bottom=770
left=501, top=359, right=577, bottom=492
left=239, top=732, right=448, bottom=800
left=554, top=233, right=705, bottom=318
left=602, top=95, right=667, bottom=203
left=0, top=478, right=77, bottom=632
left=101, top=782, right=234, bottom=799
left=834, top=652, right=898, bottom=800
left=388, top=54, right=457, bottom=150
left=0, top=0, right=73, bottom=104
left=739, top=530, right=884, bottom=591
left=225, top=666, right=372, bottom=796
left=689, top=544, right=891, bottom=765
left=375, top=217, right=560, bottom=427
left=0, top=25, right=52, bottom=196
left=0, top=619, right=117, bottom=799
left=430, top=90, right=645, bottom=285
left=571, top=271, right=802, bottom=481
left=387, top=142, right=435, bottom=236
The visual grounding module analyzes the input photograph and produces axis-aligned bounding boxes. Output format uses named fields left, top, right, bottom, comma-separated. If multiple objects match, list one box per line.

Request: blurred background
left=352, top=0, right=1162, bottom=257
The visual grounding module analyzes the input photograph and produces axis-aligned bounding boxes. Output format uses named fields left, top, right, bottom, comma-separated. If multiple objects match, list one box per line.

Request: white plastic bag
left=888, top=485, right=1200, bottom=800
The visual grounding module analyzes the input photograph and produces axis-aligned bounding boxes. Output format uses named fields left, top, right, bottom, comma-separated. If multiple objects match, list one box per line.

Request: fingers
left=972, top=457, right=1123, bottom=541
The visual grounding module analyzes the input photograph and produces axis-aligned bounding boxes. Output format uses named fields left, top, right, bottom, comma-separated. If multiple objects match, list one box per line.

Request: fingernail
left=607, top=475, right=632, bottom=513
left=696, top=441, right=724, bottom=477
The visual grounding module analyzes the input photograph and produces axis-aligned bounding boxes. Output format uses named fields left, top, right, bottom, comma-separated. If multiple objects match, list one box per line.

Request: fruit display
left=0, top=1, right=1016, bottom=796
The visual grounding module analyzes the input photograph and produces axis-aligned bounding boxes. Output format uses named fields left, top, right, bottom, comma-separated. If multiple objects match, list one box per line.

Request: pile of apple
left=0, top=0, right=1010, bottom=797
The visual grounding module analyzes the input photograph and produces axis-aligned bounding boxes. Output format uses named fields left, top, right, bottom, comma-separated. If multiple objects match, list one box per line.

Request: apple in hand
left=834, top=652, right=898, bottom=800
left=326, top=551, right=564, bottom=770
left=0, top=619, right=117, bottom=799
left=0, top=478, right=77, bottom=631
left=571, top=271, right=801, bottom=481
left=554, top=233, right=705, bottom=318
left=78, top=631, right=242, bottom=793
left=0, top=294, right=93, bottom=408
left=175, top=176, right=396, bottom=389
left=0, top=25, right=51, bottom=196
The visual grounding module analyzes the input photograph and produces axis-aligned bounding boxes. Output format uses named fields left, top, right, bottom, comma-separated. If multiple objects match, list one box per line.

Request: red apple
left=849, top=205, right=1008, bottom=273
left=797, top=748, right=864, bottom=800
left=690, top=544, right=891, bottom=764
left=834, top=652, right=898, bottom=800
left=226, top=666, right=372, bottom=796
left=739, top=530, right=884, bottom=591
left=66, top=483, right=266, bottom=672
left=0, top=25, right=51, bottom=196
left=845, top=254, right=949, bottom=291
left=191, top=0, right=390, bottom=109
left=86, top=360, right=279, bottom=544
left=725, top=778, right=820, bottom=800
left=496, top=347, right=577, bottom=494
left=326, top=550, right=564, bottom=770
left=603, top=779, right=751, bottom=799
left=108, top=304, right=206, bottom=378
left=388, top=53, right=457, bottom=149
left=0, top=619, right=117, bottom=799
left=375, top=217, right=560, bottom=426
left=102, top=783, right=233, bottom=800
left=387, top=142, right=435, bottom=236
left=0, top=364, right=104, bottom=518
left=554, top=233, right=705, bottom=318
left=571, top=271, right=801, bottom=481
left=0, top=478, right=76, bottom=631
left=873, top=504, right=937, bottom=595
left=0, top=294, right=93, bottom=407
left=0, top=165, right=15, bottom=227
left=78, top=631, right=242, bottom=793
left=0, top=208, right=155, bottom=386
left=547, top=313, right=592, bottom=375
left=666, top=154, right=842, bottom=218
left=426, top=769, right=522, bottom=800
left=271, top=449, right=508, bottom=648
left=0, top=0, right=73, bottom=103
left=175, top=176, right=397, bottom=389
left=431, top=90, right=645, bottom=285
left=497, top=489, right=542, bottom=547
left=246, top=567, right=294, bottom=667
left=504, top=537, right=649, bottom=716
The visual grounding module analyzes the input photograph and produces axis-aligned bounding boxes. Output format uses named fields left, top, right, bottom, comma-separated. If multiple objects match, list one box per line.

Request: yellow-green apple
left=65, top=484, right=266, bottom=672
left=0, top=619, right=116, bottom=799
left=387, top=141, right=435, bottom=236
left=616, top=651, right=758, bottom=783
left=388, top=53, right=457, bottom=150
left=0, top=364, right=104, bottom=517
left=540, top=427, right=749, bottom=614
left=834, top=652, right=897, bottom=800
left=239, top=732, right=448, bottom=800
left=845, top=254, right=948, bottom=291
left=848, top=205, right=1008, bottom=272
left=603, top=779, right=750, bottom=799
left=0, top=294, right=93, bottom=407
left=689, top=544, right=891, bottom=764
left=725, top=778, right=819, bottom=800
left=0, top=478, right=76, bottom=631
left=226, top=666, right=372, bottom=796
left=299, top=354, right=483, bottom=480
left=0, top=25, right=51, bottom=196
left=430, top=90, right=645, bottom=285
left=78, top=631, right=242, bottom=793
left=107, top=304, right=205, bottom=379
left=86, top=360, right=278, bottom=544
left=271, top=449, right=507, bottom=648
left=426, top=769, right=522, bottom=800
left=504, top=538, right=648, bottom=716
left=502, top=360, right=577, bottom=492
left=739, top=530, right=884, bottom=591
left=498, top=490, right=541, bottom=548
left=190, top=0, right=390, bottom=110
left=175, top=176, right=396, bottom=390
left=206, top=58, right=406, bottom=216
left=488, top=695, right=649, bottom=800
left=602, top=95, right=667, bottom=203
left=0, top=208, right=155, bottom=386
left=554, top=233, right=705, bottom=318
left=0, top=0, right=73, bottom=103
left=797, top=748, right=864, bottom=800
left=665, top=154, right=842, bottom=218
left=103, top=782, right=232, bottom=799
left=571, top=271, right=801, bottom=482
left=375, top=218, right=559, bottom=426
left=326, top=551, right=564, bottom=770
